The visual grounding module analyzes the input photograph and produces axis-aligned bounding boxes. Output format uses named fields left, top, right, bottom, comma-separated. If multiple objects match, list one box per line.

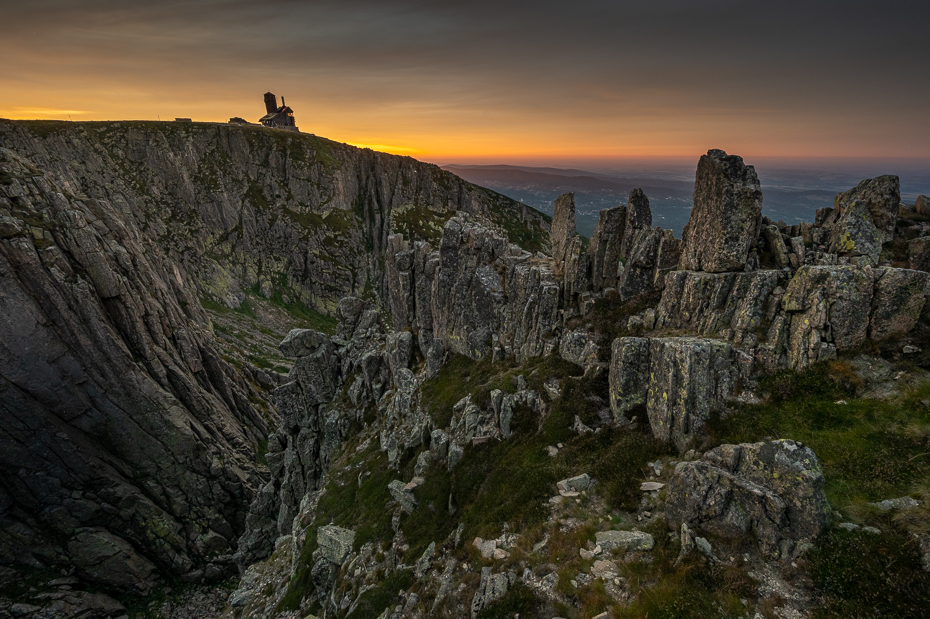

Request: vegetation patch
left=390, top=203, right=453, bottom=244
left=476, top=581, right=544, bottom=618
left=345, top=569, right=414, bottom=619
left=404, top=354, right=669, bottom=562
left=483, top=188, right=551, bottom=254
left=706, top=361, right=930, bottom=508
left=809, top=518, right=930, bottom=619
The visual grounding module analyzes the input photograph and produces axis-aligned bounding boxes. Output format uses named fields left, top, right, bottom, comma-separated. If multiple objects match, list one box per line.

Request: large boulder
left=678, top=149, right=763, bottom=273
left=317, top=525, right=355, bottom=565
left=869, top=267, right=929, bottom=341
left=646, top=338, right=746, bottom=452
left=824, top=176, right=900, bottom=264
left=782, top=265, right=873, bottom=368
left=471, top=568, right=516, bottom=619
left=559, top=330, right=599, bottom=370
left=595, top=530, right=654, bottom=552
left=608, top=337, right=651, bottom=423
left=588, top=205, right=627, bottom=290
left=665, top=440, right=830, bottom=558
left=916, top=195, right=930, bottom=217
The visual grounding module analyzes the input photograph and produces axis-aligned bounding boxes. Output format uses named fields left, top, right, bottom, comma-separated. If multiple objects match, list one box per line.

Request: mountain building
left=259, top=92, right=298, bottom=132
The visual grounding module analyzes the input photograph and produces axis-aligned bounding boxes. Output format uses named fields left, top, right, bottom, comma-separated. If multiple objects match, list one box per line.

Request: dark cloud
left=2, top=0, right=928, bottom=158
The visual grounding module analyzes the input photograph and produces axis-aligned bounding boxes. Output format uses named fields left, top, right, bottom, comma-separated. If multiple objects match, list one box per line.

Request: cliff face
left=0, top=146, right=266, bottom=592
left=224, top=151, right=930, bottom=619
left=0, top=120, right=548, bottom=316
left=0, top=120, right=548, bottom=593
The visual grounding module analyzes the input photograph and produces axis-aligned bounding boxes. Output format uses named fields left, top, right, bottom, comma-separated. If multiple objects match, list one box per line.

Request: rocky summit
left=1, top=129, right=929, bottom=619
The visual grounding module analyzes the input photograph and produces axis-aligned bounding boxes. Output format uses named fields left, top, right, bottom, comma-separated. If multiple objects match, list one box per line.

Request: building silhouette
left=259, top=92, right=298, bottom=132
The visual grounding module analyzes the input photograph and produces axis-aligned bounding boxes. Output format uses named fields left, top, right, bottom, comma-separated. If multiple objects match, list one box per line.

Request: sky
left=1, top=0, right=929, bottom=165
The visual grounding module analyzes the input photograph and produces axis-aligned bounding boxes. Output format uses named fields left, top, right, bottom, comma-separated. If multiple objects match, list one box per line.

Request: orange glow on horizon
left=2, top=94, right=928, bottom=164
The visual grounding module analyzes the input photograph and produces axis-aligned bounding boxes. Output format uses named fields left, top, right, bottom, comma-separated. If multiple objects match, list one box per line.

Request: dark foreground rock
left=666, top=440, right=830, bottom=559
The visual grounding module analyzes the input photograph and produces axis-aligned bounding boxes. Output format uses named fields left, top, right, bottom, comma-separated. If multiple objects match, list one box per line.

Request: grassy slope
left=276, top=350, right=930, bottom=619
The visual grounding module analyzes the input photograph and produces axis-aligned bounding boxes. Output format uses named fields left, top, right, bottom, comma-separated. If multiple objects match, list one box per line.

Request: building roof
left=259, top=106, right=294, bottom=122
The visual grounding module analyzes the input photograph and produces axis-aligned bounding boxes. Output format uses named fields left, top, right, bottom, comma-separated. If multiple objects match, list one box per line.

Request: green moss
left=476, top=581, right=543, bottom=618
left=706, top=362, right=930, bottom=507
left=18, top=120, right=70, bottom=138
left=255, top=438, right=269, bottom=466
left=482, top=189, right=550, bottom=254
left=419, top=354, right=522, bottom=428
left=810, top=519, right=930, bottom=618
left=390, top=203, right=453, bottom=244
left=345, top=569, right=414, bottom=619
left=263, top=287, right=338, bottom=334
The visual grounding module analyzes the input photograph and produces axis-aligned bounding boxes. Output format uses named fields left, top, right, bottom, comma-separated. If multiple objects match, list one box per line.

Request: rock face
left=869, top=267, right=929, bottom=341
left=656, top=270, right=787, bottom=346
left=588, top=205, right=626, bottom=291
left=237, top=315, right=384, bottom=566
left=0, top=147, right=268, bottom=590
left=551, top=192, right=577, bottom=266
left=665, top=440, right=830, bottom=558
left=781, top=265, right=873, bottom=368
left=646, top=338, right=747, bottom=452
left=621, top=189, right=652, bottom=262
left=0, top=120, right=550, bottom=589
left=0, top=120, right=547, bottom=319
left=608, top=337, right=650, bottom=423
left=618, top=227, right=663, bottom=301
left=607, top=336, right=749, bottom=451
left=679, top=149, right=763, bottom=273
left=428, top=216, right=560, bottom=362
left=823, top=176, right=900, bottom=264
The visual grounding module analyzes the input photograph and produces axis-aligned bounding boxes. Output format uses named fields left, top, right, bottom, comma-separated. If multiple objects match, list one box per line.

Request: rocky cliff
left=0, top=119, right=548, bottom=603
left=224, top=149, right=930, bottom=619
left=3, top=129, right=930, bottom=619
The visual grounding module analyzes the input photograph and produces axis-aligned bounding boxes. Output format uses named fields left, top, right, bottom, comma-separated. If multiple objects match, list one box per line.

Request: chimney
left=264, top=92, right=277, bottom=114
left=281, top=96, right=286, bottom=107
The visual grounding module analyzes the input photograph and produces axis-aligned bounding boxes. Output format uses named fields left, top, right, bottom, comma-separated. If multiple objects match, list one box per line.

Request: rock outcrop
left=822, top=176, right=900, bottom=264
left=0, top=147, right=268, bottom=590
left=424, top=216, right=561, bottom=362
left=237, top=309, right=385, bottom=565
left=679, top=149, right=763, bottom=273
left=0, top=120, right=548, bottom=319
left=607, top=336, right=750, bottom=451
left=551, top=192, right=577, bottom=266
left=588, top=205, right=626, bottom=291
left=621, top=189, right=652, bottom=262
left=665, top=440, right=830, bottom=559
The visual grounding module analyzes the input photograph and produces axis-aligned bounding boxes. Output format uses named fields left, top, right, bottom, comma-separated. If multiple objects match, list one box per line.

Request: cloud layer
left=2, top=0, right=928, bottom=161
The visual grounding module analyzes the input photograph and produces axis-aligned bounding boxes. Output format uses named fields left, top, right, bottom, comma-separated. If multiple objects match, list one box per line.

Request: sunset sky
left=2, top=0, right=928, bottom=164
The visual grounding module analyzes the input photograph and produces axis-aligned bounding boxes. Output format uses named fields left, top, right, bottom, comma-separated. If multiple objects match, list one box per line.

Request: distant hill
left=443, top=163, right=839, bottom=237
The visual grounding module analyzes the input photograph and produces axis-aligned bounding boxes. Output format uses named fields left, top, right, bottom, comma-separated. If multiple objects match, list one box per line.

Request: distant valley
left=443, top=163, right=863, bottom=237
